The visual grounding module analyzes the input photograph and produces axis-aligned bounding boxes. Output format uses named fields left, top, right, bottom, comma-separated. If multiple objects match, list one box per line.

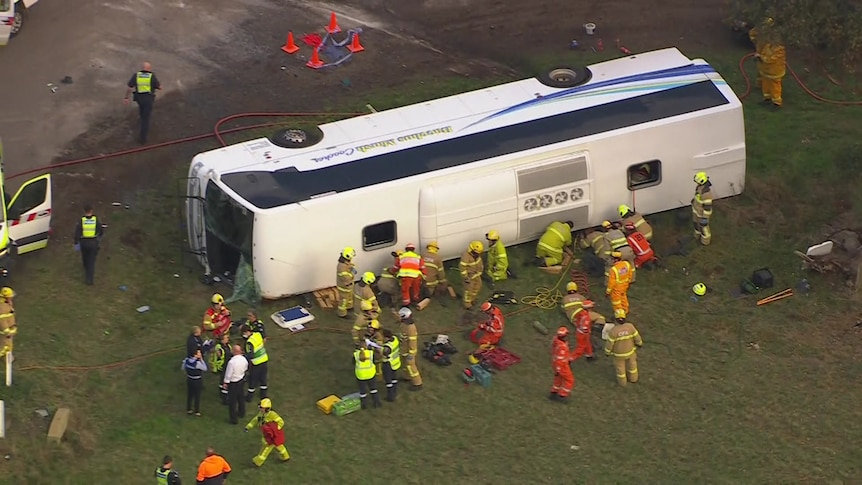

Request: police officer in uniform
left=154, top=455, right=182, bottom=485
left=124, top=62, right=162, bottom=144
left=242, top=324, right=269, bottom=402
left=73, top=203, right=104, bottom=285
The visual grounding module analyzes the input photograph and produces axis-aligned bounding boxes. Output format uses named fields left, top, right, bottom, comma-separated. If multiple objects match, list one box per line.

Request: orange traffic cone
left=347, top=32, right=365, bottom=53
left=281, top=31, right=299, bottom=54
left=326, top=12, right=341, bottom=34
left=306, top=47, right=324, bottom=69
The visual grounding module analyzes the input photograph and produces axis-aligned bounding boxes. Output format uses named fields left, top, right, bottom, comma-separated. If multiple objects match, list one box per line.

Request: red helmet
left=405, top=243, right=416, bottom=250
left=480, top=301, right=492, bottom=312
left=556, top=326, right=569, bottom=337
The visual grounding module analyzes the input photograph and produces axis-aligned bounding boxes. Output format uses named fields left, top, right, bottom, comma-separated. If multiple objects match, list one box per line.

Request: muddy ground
left=0, top=0, right=737, bottom=244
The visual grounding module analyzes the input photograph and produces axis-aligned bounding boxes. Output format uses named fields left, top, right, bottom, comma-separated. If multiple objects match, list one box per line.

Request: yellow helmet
left=611, top=251, right=622, bottom=259
left=360, top=300, right=373, bottom=311
left=427, top=240, right=439, bottom=251
left=566, top=282, right=578, bottom=292
left=0, top=287, right=14, bottom=299
left=469, top=240, right=484, bottom=253
left=486, top=230, right=500, bottom=241
left=693, top=283, right=707, bottom=296
left=602, top=220, right=612, bottom=229
left=765, top=17, right=774, bottom=26
left=468, top=353, right=481, bottom=364
left=618, top=204, right=632, bottom=218
left=369, top=319, right=381, bottom=330
left=614, top=308, right=626, bottom=319
left=693, top=172, right=709, bottom=185
left=211, top=293, right=224, bottom=304
left=362, top=272, right=376, bottom=284
left=341, top=247, right=356, bottom=261
left=260, top=398, right=272, bottom=409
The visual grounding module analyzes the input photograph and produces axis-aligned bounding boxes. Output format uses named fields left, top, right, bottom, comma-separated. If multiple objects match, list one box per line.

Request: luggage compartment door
left=418, top=170, right=517, bottom=260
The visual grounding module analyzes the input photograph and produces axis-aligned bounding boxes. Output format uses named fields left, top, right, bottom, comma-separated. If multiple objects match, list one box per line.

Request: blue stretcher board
left=271, top=306, right=315, bottom=332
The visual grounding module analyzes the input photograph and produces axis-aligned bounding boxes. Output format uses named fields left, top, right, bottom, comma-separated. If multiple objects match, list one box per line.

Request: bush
left=727, top=0, right=862, bottom=68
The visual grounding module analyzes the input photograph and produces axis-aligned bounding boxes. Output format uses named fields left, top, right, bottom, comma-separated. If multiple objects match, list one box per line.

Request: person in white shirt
left=222, top=345, right=249, bottom=424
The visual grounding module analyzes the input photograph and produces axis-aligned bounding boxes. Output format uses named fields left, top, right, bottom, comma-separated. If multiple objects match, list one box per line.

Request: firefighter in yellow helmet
left=336, top=247, right=357, bottom=318
left=422, top=241, right=450, bottom=298
left=353, top=272, right=380, bottom=319
left=0, top=287, right=16, bottom=360
left=749, top=18, right=786, bottom=108
left=606, top=252, right=634, bottom=317
left=604, top=315, right=643, bottom=386
left=245, top=398, right=290, bottom=466
left=561, top=282, right=607, bottom=329
left=692, top=172, right=714, bottom=246
left=352, top=300, right=376, bottom=345
left=618, top=204, right=653, bottom=241
left=459, top=241, right=485, bottom=309
left=484, top=230, right=513, bottom=285
left=536, top=221, right=574, bottom=267
left=203, top=293, right=232, bottom=339
left=601, top=221, right=635, bottom=272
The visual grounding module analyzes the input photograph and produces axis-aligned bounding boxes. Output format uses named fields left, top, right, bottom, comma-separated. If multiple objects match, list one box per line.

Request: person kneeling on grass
left=470, top=301, right=505, bottom=349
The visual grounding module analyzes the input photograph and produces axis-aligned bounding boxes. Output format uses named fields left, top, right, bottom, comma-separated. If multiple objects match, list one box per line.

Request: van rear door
left=7, top=173, right=52, bottom=253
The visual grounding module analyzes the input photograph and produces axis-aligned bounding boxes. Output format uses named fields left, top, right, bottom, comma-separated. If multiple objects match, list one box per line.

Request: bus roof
left=198, top=48, right=739, bottom=210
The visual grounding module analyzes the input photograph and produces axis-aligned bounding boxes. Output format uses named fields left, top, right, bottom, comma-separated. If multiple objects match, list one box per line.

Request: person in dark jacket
left=154, top=455, right=182, bottom=484
left=186, top=326, right=204, bottom=358
left=182, top=349, right=208, bottom=416
left=73, top=203, right=104, bottom=285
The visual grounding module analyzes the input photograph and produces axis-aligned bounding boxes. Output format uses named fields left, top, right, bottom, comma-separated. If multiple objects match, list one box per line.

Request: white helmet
left=398, top=307, right=412, bottom=320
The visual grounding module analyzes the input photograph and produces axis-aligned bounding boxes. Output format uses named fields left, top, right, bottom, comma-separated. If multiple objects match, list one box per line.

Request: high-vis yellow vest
left=383, top=339, right=401, bottom=370
left=354, top=349, right=375, bottom=380
left=136, top=72, right=153, bottom=94
left=247, top=332, right=269, bottom=365
left=81, top=217, right=98, bottom=238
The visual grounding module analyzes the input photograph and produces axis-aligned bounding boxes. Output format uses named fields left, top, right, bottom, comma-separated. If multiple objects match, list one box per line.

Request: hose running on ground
left=737, top=52, right=862, bottom=105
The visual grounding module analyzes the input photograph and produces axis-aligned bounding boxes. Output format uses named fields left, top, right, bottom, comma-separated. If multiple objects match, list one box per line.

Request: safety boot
left=386, top=385, right=397, bottom=402
left=360, top=396, right=368, bottom=409
left=371, top=391, right=382, bottom=408
left=253, top=455, right=266, bottom=467
left=548, top=392, right=559, bottom=401
left=409, top=384, right=423, bottom=392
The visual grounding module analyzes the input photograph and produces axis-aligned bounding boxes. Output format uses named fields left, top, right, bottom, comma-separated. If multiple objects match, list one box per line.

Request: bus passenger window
left=627, top=160, right=661, bottom=190
left=362, top=221, right=397, bottom=250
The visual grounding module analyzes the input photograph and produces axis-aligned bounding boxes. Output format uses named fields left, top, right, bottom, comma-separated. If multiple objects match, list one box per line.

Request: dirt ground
left=3, top=0, right=736, bottom=240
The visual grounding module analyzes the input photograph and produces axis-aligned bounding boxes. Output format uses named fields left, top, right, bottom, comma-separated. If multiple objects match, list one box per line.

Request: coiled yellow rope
left=519, top=257, right=576, bottom=310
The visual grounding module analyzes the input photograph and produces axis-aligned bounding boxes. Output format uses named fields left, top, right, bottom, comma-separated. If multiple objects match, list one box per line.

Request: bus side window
left=627, top=160, right=661, bottom=190
left=362, top=221, right=397, bottom=251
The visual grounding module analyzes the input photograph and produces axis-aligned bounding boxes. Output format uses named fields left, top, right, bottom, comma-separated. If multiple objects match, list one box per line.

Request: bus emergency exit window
left=627, top=160, right=662, bottom=190
left=362, top=221, right=397, bottom=251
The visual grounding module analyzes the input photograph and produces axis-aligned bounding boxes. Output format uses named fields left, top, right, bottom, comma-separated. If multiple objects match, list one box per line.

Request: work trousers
left=135, top=95, right=154, bottom=144
left=254, top=440, right=290, bottom=467
left=337, top=287, right=353, bottom=317
left=400, top=276, right=422, bottom=305
left=382, top=362, right=399, bottom=401
left=571, top=332, right=594, bottom=360
left=462, top=276, right=482, bottom=309
left=186, top=377, right=203, bottom=413
left=537, top=246, right=563, bottom=267
left=757, top=73, right=783, bottom=106
left=79, top=239, right=99, bottom=285
left=218, top=368, right=228, bottom=404
left=0, top=336, right=12, bottom=357
left=469, top=328, right=500, bottom=348
left=614, top=354, right=639, bottom=386
left=609, top=286, right=630, bottom=316
left=227, top=380, right=246, bottom=424
left=402, top=355, right=423, bottom=386
left=551, top=366, right=574, bottom=397
left=246, top=362, right=268, bottom=402
left=692, top=213, right=712, bottom=246
left=357, top=377, right=380, bottom=408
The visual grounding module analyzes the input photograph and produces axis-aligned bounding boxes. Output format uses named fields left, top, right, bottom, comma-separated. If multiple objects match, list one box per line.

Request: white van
left=185, top=47, right=746, bottom=299
left=0, top=138, right=54, bottom=275
left=0, top=0, right=39, bottom=46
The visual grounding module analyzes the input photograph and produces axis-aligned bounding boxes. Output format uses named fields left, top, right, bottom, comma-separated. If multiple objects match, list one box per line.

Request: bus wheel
left=10, top=5, right=26, bottom=37
left=269, top=126, right=324, bottom=149
left=537, top=67, right=592, bottom=89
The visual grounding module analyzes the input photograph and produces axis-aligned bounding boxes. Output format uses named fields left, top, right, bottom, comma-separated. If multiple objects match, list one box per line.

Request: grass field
left=2, top=45, right=862, bottom=484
